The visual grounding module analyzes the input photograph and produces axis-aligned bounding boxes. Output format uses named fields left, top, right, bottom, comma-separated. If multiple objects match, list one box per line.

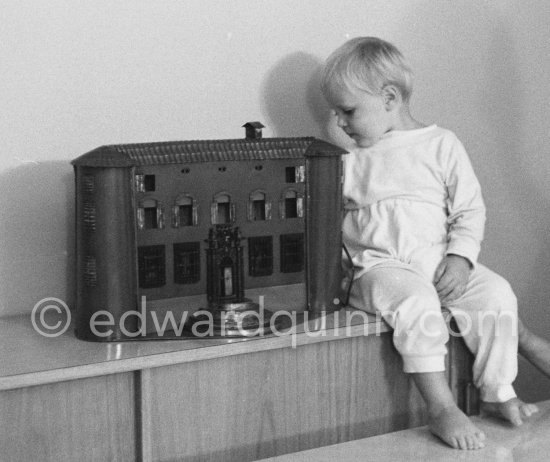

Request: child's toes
left=522, top=403, right=539, bottom=417
left=509, top=407, right=523, bottom=426
left=476, top=430, right=487, bottom=442
left=482, top=398, right=529, bottom=426
left=465, top=435, right=475, bottom=450
left=470, top=434, right=485, bottom=449
left=456, top=436, right=467, bottom=450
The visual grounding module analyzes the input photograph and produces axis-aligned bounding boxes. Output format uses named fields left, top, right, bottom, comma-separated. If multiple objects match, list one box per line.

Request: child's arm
left=444, top=135, right=486, bottom=267
left=436, top=133, right=485, bottom=303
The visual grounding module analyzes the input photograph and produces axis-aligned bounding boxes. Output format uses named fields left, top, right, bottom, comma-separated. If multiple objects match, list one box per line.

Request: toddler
left=321, top=36, right=540, bottom=450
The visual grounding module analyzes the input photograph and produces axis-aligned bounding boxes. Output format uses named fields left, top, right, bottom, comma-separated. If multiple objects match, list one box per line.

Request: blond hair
left=321, top=37, right=414, bottom=103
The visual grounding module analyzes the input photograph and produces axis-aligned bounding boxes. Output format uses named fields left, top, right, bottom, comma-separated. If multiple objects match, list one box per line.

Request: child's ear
left=381, top=85, right=400, bottom=110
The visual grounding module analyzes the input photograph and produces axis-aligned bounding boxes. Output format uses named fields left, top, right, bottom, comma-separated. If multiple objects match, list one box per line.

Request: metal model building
left=72, top=123, right=347, bottom=341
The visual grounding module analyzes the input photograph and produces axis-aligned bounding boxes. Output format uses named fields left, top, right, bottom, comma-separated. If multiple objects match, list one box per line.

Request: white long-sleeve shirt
left=342, top=124, right=486, bottom=277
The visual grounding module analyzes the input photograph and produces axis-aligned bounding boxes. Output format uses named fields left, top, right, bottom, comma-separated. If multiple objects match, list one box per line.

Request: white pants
left=348, top=260, right=518, bottom=403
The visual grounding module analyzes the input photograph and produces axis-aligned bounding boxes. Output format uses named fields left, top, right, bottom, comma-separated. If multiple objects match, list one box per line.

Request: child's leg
left=348, top=265, right=449, bottom=374
left=349, top=264, right=485, bottom=450
left=412, top=371, right=485, bottom=450
left=446, top=264, right=538, bottom=425
left=518, top=318, right=550, bottom=378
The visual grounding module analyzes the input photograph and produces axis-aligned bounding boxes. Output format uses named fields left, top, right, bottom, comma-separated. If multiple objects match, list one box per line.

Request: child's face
left=328, top=84, right=391, bottom=148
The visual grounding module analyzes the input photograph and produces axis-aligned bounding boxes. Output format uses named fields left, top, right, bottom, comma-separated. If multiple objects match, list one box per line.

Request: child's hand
left=434, top=254, right=471, bottom=304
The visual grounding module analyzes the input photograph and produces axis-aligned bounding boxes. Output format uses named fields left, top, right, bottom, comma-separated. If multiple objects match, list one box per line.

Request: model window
left=172, top=195, right=198, bottom=228
left=253, top=192, right=266, bottom=220
left=138, top=245, right=166, bottom=288
left=285, top=191, right=298, bottom=218
left=137, top=198, right=165, bottom=230
left=174, top=242, right=200, bottom=284
left=217, top=195, right=231, bottom=224
left=135, top=174, right=145, bottom=192
left=180, top=204, right=193, bottom=226
left=144, top=205, right=157, bottom=229
left=280, top=233, right=304, bottom=273
left=211, top=193, right=235, bottom=225
left=285, top=165, right=305, bottom=183
left=248, top=236, right=273, bottom=277
left=280, top=189, right=304, bottom=219
left=144, top=175, right=156, bottom=191
left=248, top=190, right=272, bottom=221
left=135, top=174, right=156, bottom=192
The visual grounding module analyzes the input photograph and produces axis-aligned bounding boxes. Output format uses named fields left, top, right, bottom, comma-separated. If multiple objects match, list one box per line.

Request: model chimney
left=243, top=121, right=265, bottom=140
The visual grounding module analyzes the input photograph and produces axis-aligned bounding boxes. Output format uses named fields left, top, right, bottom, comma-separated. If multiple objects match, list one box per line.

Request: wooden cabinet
left=0, top=374, right=136, bottom=461
left=0, top=313, right=476, bottom=462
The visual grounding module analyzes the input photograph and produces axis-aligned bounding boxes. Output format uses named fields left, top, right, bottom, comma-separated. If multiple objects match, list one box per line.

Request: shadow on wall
left=0, top=162, right=75, bottom=316
left=260, top=51, right=333, bottom=140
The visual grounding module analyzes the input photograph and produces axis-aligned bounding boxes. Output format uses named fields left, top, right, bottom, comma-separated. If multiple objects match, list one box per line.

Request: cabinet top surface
left=0, top=306, right=386, bottom=391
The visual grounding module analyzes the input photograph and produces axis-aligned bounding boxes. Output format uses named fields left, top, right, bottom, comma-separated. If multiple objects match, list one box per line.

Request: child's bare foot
left=429, top=405, right=486, bottom=450
left=481, top=398, right=539, bottom=426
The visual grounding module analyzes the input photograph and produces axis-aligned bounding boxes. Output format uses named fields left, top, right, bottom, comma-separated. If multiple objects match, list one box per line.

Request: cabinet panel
left=149, top=333, right=427, bottom=462
left=448, top=329, right=479, bottom=415
left=0, top=373, right=136, bottom=462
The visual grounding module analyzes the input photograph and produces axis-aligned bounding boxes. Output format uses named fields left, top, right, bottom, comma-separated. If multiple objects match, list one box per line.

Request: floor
left=259, top=400, right=550, bottom=462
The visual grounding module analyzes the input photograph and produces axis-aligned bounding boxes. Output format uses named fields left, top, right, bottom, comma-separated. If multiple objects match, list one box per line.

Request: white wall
left=1, top=0, right=549, bottom=400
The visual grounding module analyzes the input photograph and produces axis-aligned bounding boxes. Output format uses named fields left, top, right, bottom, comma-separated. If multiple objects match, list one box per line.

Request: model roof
left=72, top=137, right=347, bottom=168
